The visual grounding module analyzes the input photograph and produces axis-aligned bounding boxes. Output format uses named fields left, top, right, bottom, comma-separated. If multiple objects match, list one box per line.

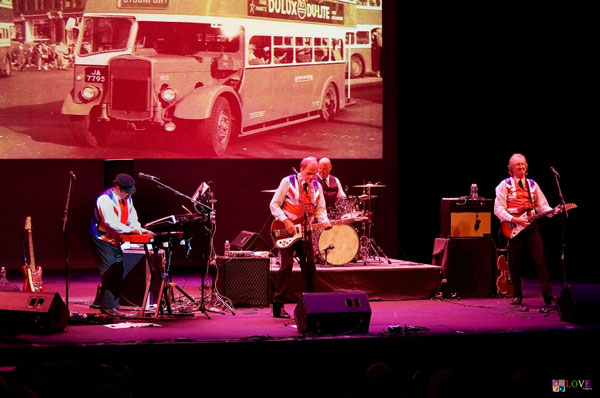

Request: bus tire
left=350, top=55, right=364, bottom=79
left=198, top=97, right=232, bottom=156
left=320, top=84, right=338, bottom=122
left=72, top=108, right=108, bottom=147
left=1, top=55, right=11, bottom=77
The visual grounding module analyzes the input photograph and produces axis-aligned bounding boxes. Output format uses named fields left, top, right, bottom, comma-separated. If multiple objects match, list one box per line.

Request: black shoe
left=510, top=296, right=523, bottom=305
left=100, top=308, right=124, bottom=317
left=543, top=295, right=556, bottom=306
left=272, top=303, right=291, bottom=319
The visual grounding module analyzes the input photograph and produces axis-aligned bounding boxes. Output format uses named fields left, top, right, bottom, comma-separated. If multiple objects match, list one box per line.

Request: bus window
left=331, top=38, right=344, bottom=61
left=248, top=35, right=271, bottom=65
left=356, top=31, right=370, bottom=45
left=295, top=36, right=312, bottom=63
left=79, top=17, right=133, bottom=56
left=345, top=32, right=355, bottom=45
left=314, top=37, right=330, bottom=62
left=273, top=35, right=292, bottom=64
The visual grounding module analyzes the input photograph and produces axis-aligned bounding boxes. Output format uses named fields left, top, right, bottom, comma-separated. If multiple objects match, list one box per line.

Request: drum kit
left=262, top=182, right=390, bottom=266
left=313, top=182, right=390, bottom=266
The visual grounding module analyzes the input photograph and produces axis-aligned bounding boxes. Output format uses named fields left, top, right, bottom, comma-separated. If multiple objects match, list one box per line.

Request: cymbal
left=358, top=194, right=378, bottom=200
left=261, top=189, right=277, bottom=193
left=352, top=183, right=386, bottom=188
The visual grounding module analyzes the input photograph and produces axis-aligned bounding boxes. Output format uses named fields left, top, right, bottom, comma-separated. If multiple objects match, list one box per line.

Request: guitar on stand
left=22, top=216, right=44, bottom=292
left=496, top=252, right=514, bottom=297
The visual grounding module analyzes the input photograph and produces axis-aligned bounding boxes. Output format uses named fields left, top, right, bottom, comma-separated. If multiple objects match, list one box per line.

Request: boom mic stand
left=551, top=167, right=569, bottom=290
left=202, top=189, right=235, bottom=316
left=62, top=171, right=76, bottom=316
left=139, top=173, right=215, bottom=316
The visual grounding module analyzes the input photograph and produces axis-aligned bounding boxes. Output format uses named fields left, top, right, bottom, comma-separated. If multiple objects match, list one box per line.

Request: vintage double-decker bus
left=345, top=0, right=382, bottom=78
left=61, top=0, right=356, bottom=156
left=0, top=0, right=14, bottom=77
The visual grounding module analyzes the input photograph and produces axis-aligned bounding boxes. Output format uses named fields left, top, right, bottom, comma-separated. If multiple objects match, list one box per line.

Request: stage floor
left=2, top=262, right=599, bottom=398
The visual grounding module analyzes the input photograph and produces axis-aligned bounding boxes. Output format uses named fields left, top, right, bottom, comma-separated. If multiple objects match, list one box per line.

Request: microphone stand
left=142, top=176, right=214, bottom=214
left=62, top=171, right=76, bottom=315
left=552, top=170, right=569, bottom=289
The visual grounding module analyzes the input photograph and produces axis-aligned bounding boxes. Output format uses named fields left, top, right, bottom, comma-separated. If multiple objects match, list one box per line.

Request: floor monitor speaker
left=557, top=285, right=600, bottom=324
left=0, top=291, right=68, bottom=334
left=294, top=291, right=371, bottom=334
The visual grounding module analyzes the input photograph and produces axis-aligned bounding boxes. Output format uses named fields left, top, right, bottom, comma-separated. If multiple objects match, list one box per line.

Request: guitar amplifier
left=216, top=256, right=271, bottom=307
left=440, top=198, right=493, bottom=238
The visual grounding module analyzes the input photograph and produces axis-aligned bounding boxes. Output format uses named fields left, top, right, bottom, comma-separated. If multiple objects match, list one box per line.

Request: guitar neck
left=28, top=229, right=36, bottom=270
left=309, top=218, right=349, bottom=231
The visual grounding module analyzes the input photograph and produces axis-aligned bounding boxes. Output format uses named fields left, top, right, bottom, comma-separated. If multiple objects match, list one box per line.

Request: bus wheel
left=72, top=108, right=108, bottom=147
left=198, top=97, right=231, bottom=156
left=320, top=84, right=338, bottom=122
left=1, top=55, right=11, bottom=77
left=350, top=55, right=364, bottom=79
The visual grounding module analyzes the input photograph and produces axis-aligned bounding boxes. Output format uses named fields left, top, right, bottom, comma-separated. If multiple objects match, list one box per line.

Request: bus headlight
left=80, top=86, right=101, bottom=102
left=160, top=87, right=177, bottom=102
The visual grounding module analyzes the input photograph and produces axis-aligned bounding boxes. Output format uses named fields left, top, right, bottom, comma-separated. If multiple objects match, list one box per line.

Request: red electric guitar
left=496, top=254, right=513, bottom=297
left=22, top=216, right=45, bottom=292
left=271, top=215, right=367, bottom=249
left=500, top=203, right=577, bottom=239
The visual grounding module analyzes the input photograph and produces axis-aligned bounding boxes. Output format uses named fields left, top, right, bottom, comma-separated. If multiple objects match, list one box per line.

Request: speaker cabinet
left=217, top=256, right=271, bottom=307
left=557, top=285, right=600, bottom=324
left=294, top=291, right=372, bottom=334
left=440, top=198, right=492, bottom=238
left=0, top=291, right=68, bottom=334
left=93, top=248, right=164, bottom=308
left=231, top=230, right=269, bottom=251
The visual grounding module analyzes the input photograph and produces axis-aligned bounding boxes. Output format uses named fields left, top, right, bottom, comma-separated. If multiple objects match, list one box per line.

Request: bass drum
left=315, top=224, right=359, bottom=266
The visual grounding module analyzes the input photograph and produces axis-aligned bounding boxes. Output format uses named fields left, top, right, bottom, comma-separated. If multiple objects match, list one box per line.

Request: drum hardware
left=353, top=182, right=392, bottom=266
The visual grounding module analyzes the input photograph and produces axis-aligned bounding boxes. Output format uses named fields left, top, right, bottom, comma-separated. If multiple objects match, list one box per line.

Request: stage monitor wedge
left=294, top=291, right=371, bottom=334
left=0, top=291, right=69, bottom=334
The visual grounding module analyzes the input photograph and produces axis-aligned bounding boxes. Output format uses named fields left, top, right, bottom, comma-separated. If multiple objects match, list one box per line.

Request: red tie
left=119, top=199, right=128, bottom=224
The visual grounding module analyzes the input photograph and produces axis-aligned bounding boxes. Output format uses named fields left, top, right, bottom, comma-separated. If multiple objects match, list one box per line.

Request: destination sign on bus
left=249, top=0, right=345, bottom=24
left=118, top=0, right=169, bottom=9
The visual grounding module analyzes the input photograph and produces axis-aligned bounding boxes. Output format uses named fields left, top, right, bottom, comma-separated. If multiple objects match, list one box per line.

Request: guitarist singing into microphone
left=269, top=157, right=331, bottom=318
left=494, top=153, right=562, bottom=307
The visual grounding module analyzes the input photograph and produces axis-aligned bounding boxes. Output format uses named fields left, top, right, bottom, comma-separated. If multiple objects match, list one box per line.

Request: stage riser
left=270, top=262, right=441, bottom=303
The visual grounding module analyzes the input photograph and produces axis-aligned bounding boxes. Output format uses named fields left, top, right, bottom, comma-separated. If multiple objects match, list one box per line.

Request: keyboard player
left=89, top=173, right=152, bottom=317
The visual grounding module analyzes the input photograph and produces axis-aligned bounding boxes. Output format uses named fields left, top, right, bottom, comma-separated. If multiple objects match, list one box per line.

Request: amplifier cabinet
left=216, top=256, right=271, bottom=307
left=440, top=198, right=493, bottom=238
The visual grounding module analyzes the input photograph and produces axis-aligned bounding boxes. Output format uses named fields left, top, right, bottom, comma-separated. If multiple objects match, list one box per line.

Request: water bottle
left=224, top=240, right=231, bottom=257
left=0, top=267, right=8, bottom=285
left=470, top=184, right=478, bottom=200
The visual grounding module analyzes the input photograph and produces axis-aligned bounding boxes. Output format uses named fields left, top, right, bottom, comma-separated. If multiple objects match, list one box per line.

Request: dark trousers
left=273, top=237, right=316, bottom=303
left=91, top=238, right=124, bottom=310
left=507, top=223, right=552, bottom=298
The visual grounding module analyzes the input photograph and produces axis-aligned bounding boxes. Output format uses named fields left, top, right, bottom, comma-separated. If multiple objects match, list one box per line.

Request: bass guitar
left=271, top=216, right=366, bottom=249
left=22, top=216, right=45, bottom=292
left=500, top=203, right=577, bottom=239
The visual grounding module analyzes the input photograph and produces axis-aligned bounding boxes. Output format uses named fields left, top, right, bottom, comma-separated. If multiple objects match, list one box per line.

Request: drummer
left=316, top=157, right=347, bottom=212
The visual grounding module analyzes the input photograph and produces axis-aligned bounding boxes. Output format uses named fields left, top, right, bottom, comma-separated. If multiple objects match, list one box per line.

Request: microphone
left=550, top=166, right=560, bottom=178
left=328, top=244, right=334, bottom=250
left=191, top=182, right=210, bottom=202
left=138, top=172, right=159, bottom=180
left=69, top=170, right=76, bottom=180
left=291, top=167, right=299, bottom=175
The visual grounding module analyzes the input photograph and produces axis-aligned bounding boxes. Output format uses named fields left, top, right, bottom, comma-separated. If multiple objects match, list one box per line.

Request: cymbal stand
left=357, top=187, right=391, bottom=265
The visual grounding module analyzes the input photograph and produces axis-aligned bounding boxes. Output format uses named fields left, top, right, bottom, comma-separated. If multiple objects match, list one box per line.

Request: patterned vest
left=318, top=175, right=339, bottom=210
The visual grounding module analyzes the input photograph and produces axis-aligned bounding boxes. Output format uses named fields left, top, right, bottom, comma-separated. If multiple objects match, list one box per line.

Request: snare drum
left=314, top=224, right=359, bottom=266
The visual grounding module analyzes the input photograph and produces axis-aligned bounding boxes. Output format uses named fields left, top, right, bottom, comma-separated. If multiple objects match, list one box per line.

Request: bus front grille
left=108, top=57, right=152, bottom=120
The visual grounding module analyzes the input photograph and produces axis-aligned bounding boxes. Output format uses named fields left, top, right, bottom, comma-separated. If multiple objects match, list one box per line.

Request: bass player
left=269, top=157, right=331, bottom=318
left=494, top=153, right=561, bottom=307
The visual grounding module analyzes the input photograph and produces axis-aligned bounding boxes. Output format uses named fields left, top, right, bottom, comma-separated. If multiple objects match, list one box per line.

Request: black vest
left=318, top=175, right=339, bottom=209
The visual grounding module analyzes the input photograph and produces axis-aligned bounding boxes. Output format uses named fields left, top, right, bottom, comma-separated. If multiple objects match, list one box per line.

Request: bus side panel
left=173, top=85, right=240, bottom=121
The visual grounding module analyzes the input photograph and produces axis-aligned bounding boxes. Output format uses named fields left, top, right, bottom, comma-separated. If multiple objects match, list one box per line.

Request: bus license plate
left=85, top=67, right=107, bottom=83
